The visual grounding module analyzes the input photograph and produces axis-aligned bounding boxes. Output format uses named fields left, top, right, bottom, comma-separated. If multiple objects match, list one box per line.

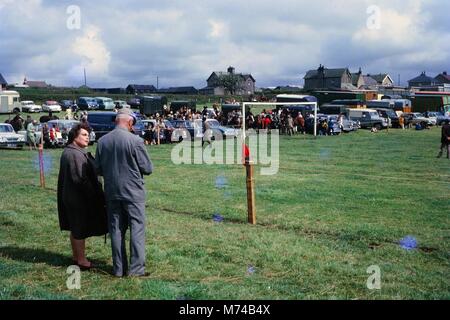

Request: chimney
left=227, top=66, right=235, bottom=74
left=444, top=71, right=448, bottom=76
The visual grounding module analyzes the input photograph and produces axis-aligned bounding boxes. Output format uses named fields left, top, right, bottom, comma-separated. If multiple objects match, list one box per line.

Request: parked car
left=42, top=100, right=62, bottom=112
left=78, top=97, right=99, bottom=110
left=114, top=100, right=131, bottom=109
left=87, top=111, right=143, bottom=140
left=333, top=114, right=358, bottom=132
left=436, top=112, right=450, bottom=126
left=374, top=108, right=400, bottom=128
left=204, top=119, right=240, bottom=139
left=401, top=113, right=422, bottom=128
left=0, top=123, right=26, bottom=149
left=127, top=98, right=141, bottom=108
left=60, top=100, right=77, bottom=111
left=170, top=120, right=204, bottom=141
left=402, top=113, right=433, bottom=127
left=348, top=109, right=388, bottom=130
left=45, top=120, right=96, bottom=147
left=95, top=97, right=115, bottom=110
left=20, top=100, right=42, bottom=113
left=421, top=112, right=438, bottom=126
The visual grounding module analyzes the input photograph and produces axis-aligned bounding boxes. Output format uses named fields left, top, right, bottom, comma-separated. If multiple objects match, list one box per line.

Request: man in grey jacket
left=95, top=108, right=153, bottom=277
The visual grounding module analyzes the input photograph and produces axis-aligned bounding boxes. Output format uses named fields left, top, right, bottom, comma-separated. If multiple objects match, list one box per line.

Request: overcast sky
left=1, top=0, right=449, bottom=88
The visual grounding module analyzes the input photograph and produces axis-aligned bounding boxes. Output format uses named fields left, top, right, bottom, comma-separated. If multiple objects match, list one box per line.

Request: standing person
left=95, top=108, right=153, bottom=277
left=399, top=115, right=405, bottom=130
left=287, top=114, right=294, bottom=136
left=27, top=120, right=37, bottom=150
left=437, top=120, right=450, bottom=159
left=57, top=123, right=108, bottom=270
left=24, top=115, right=33, bottom=130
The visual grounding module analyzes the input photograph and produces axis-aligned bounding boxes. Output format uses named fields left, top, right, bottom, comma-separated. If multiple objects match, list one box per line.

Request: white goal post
left=242, top=102, right=318, bottom=141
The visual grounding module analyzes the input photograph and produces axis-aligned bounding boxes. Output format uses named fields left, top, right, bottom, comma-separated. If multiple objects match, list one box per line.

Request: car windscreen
left=0, top=125, right=14, bottom=133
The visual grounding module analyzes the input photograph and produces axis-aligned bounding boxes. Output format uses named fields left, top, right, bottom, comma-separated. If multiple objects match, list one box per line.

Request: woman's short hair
left=68, top=123, right=91, bottom=145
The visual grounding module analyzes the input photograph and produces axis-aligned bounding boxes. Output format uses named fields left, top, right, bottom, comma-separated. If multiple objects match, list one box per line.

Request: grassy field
left=0, top=125, right=449, bottom=299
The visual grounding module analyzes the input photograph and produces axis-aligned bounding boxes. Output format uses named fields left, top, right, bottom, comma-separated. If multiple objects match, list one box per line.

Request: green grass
left=0, top=127, right=449, bottom=300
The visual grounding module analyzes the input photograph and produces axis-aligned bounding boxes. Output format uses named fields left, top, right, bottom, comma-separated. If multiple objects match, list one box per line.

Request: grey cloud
left=0, top=0, right=448, bottom=88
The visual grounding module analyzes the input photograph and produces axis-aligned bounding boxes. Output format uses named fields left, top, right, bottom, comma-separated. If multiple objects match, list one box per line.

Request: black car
left=127, top=98, right=141, bottom=108
left=78, top=97, right=99, bottom=110
left=60, top=100, right=77, bottom=111
left=87, top=112, right=144, bottom=140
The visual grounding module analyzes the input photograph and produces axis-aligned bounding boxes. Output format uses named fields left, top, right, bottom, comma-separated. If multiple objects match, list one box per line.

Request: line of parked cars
left=85, top=112, right=240, bottom=145
left=13, top=97, right=137, bottom=114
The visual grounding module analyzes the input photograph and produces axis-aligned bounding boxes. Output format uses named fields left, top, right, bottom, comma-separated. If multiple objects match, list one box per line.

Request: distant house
left=367, top=73, right=394, bottom=87
left=0, top=73, right=7, bottom=90
left=408, top=72, right=439, bottom=87
left=203, top=66, right=256, bottom=96
left=23, top=77, right=48, bottom=88
left=435, top=71, right=450, bottom=84
left=304, top=65, right=354, bottom=90
left=351, top=68, right=365, bottom=89
left=126, top=84, right=157, bottom=94
left=157, top=86, right=198, bottom=95
left=362, top=75, right=379, bottom=89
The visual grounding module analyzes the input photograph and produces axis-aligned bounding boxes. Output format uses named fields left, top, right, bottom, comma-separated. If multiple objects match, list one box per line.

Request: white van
left=95, top=97, right=115, bottom=110
left=0, top=91, right=21, bottom=113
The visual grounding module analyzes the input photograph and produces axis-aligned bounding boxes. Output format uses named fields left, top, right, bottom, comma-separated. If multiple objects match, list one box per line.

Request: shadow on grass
left=0, top=246, right=112, bottom=275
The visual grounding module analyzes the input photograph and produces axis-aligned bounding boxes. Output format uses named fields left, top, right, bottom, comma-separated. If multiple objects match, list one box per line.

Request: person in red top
left=264, top=115, right=272, bottom=130
left=296, top=113, right=305, bottom=134
left=49, top=126, right=56, bottom=144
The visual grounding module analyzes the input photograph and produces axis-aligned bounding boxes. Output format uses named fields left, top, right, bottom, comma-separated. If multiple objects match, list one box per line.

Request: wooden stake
left=245, top=160, right=256, bottom=225
left=38, top=128, right=45, bottom=188
left=38, top=144, right=45, bottom=189
left=157, top=125, right=160, bottom=145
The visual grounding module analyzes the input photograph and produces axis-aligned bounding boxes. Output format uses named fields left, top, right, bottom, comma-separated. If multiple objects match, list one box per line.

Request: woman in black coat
left=57, top=123, right=107, bottom=270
